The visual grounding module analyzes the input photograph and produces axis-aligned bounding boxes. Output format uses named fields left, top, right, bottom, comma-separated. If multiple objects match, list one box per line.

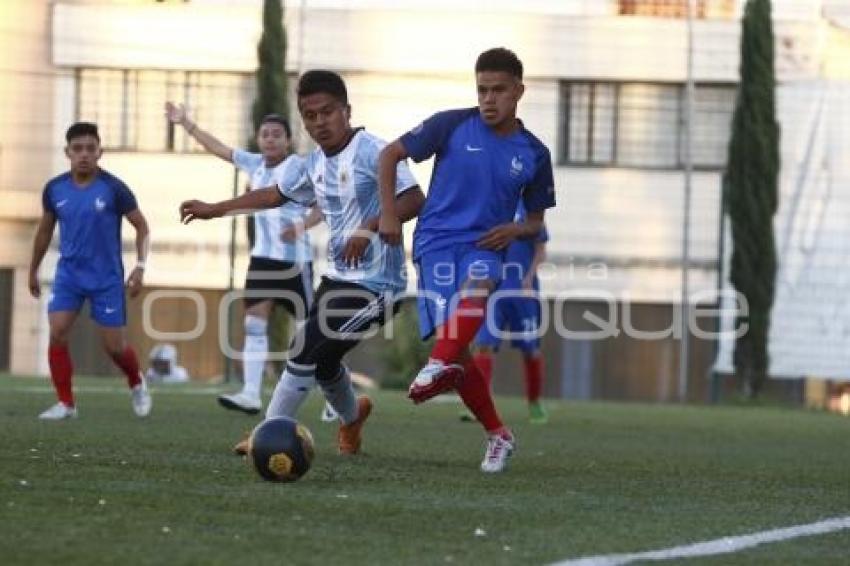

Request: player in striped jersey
left=166, top=104, right=321, bottom=415
left=179, top=70, right=425, bottom=455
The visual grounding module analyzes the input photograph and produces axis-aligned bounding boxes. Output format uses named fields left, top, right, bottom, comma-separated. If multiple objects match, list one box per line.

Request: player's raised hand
left=28, top=270, right=40, bottom=298
left=477, top=222, right=523, bottom=251
left=378, top=212, right=402, bottom=246
left=126, top=266, right=144, bottom=298
left=179, top=200, right=218, bottom=224
left=164, top=101, right=188, bottom=126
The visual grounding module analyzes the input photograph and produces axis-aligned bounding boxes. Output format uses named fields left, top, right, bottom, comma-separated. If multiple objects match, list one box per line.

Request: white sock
left=242, top=315, right=268, bottom=400
left=319, top=366, right=357, bottom=425
left=265, top=361, right=317, bottom=419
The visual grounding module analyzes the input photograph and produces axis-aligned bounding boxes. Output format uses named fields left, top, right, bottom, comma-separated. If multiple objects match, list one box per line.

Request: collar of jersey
left=322, top=127, right=364, bottom=158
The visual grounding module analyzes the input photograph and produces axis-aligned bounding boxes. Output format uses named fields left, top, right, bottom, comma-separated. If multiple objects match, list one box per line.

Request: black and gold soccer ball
left=248, top=417, right=315, bottom=482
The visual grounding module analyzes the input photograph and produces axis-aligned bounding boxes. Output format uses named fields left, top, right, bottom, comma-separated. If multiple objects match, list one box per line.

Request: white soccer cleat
left=38, top=402, right=78, bottom=420
left=480, top=432, right=515, bottom=473
left=320, top=402, right=338, bottom=422
left=218, top=391, right=262, bottom=415
left=131, top=378, right=153, bottom=417
left=407, top=359, right=464, bottom=404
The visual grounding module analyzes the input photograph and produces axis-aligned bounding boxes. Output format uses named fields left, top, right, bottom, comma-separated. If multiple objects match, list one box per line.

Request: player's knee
left=244, top=314, right=268, bottom=337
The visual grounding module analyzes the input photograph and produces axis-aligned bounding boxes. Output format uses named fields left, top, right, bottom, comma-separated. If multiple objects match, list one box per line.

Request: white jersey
left=274, top=128, right=418, bottom=294
left=233, top=150, right=313, bottom=263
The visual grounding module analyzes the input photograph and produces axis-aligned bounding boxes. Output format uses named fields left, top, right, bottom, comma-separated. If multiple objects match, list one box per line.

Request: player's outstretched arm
left=377, top=140, right=408, bottom=246
left=179, top=187, right=286, bottom=224
left=29, top=212, right=56, bottom=298
left=477, top=211, right=545, bottom=251
left=125, top=209, right=150, bottom=298
left=165, top=102, right=233, bottom=163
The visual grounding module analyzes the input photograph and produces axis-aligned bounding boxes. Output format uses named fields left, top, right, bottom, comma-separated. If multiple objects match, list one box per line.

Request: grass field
left=1, top=374, right=849, bottom=565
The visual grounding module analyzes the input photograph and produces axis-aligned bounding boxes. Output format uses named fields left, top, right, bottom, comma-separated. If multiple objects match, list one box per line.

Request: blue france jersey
left=504, top=202, right=549, bottom=286
left=401, top=108, right=555, bottom=260
left=232, top=150, right=312, bottom=263
left=276, top=128, right=418, bottom=294
left=42, top=170, right=137, bottom=287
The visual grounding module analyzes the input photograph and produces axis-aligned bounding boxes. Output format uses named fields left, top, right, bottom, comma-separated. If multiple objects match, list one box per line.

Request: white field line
left=552, top=516, right=850, bottom=566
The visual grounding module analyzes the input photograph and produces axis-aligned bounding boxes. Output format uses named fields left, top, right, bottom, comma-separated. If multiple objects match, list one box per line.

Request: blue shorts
left=473, top=288, right=542, bottom=354
left=415, top=244, right=503, bottom=340
left=48, top=269, right=127, bottom=327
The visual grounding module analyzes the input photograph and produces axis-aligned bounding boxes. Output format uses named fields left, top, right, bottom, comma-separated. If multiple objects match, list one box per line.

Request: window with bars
left=559, top=81, right=736, bottom=169
left=618, top=0, right=736, bottom=19
left=77, top=68, right=253, bottom=152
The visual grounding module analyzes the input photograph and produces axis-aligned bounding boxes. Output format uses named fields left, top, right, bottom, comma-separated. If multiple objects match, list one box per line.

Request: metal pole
left=679, top=0, right=696, bottom=402
left=224, top=166, right=239, bottom=383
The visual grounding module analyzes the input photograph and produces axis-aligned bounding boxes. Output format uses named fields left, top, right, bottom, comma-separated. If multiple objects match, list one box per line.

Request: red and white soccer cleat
left=407, top=359, right=464, bottom=404
left=480, top=430, right=515, bottom=473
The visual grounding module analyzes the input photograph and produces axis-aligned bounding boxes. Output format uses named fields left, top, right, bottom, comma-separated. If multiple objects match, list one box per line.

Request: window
left=559, top=81, right=736, bottom=169
left=77, top=68, right=253, bottom=152
left=618, top=0, right=736, bottom=19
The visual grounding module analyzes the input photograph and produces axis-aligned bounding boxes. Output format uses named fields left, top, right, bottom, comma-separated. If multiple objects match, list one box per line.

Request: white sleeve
left=394, top=159, right=418, bottom=195
left=275, top=155, right=316, bottom=206
left=232, top=149, right=264, bottom=176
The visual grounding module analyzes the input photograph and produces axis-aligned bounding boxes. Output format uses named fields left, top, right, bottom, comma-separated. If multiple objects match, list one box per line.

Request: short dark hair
left=475, top=48, right=523, bottom=80
left=260, top=114, right=292, bottom=138
left=65, top=122, right=100, bottom=144
left=296, top=70, right=348, bottom=105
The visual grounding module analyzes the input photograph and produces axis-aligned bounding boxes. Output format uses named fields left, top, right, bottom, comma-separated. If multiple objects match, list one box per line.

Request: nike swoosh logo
left=105, top=307, right=116, bottom=314
left=465, top=144, right=484, bottom=152
left=56, top=199, right=68, bottom=207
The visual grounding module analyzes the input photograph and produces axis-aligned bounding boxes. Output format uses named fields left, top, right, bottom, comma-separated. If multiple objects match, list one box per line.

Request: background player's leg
left=522, top=350, right=547, bottom=424
left=99, top=326, right=141, bottom=389
left=242, top=300, right=272, bottom=403
left=45, top=310, right=79, bottom=413
left=100, top=325, right=151, bottom=417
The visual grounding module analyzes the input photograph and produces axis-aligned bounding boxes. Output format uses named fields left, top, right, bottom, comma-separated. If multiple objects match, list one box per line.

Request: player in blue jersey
left=165, top=103, right=323, bottom=416
left=29, top=122, right=153, bottom=420
left=472, top=202, right=549, bottom=424
left=179, top=70, right=425, bottom=455
left=378, top=47, right=556, bottom=472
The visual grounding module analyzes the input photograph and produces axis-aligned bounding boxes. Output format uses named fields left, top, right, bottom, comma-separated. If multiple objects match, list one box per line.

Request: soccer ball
left=248, top=416, right=315, bottom=482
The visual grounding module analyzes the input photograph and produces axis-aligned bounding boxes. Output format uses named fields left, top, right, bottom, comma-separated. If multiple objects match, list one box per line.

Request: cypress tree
left=249, top=0, right=289, bottom=150
left=724, top=0, right=780, bottom=398
left=249, top=0, right=290, bottom=374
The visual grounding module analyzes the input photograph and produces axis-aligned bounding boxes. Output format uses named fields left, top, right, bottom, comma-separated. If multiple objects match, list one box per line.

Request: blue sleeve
left=114, top=179, right=139, bottom=215
left=41, top=183, right=54, bottom=214
left=399, top=108, right=477, bottom=163
left=523, top=146, right=556, bottom=213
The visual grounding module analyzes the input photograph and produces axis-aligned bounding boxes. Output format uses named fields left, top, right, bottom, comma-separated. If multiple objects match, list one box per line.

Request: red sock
left=523, top=355, right=543, bottom=402
left=111, top=347, right=142, bottom=388
left=48, top=344, right=74, bottom=407
left=457, top=357, right=506, bottom=435
left=473, top=352, right=493, bottom=390
left=430, top=297, right=487, bottom=364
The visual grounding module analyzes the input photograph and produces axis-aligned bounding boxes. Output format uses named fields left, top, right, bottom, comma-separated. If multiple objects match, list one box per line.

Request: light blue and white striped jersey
left=232, top=150, right=312, bottom=263
left=275, top=128, right=417, bottom=294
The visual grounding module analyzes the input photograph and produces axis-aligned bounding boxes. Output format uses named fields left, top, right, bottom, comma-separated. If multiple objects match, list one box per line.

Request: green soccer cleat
left=528, top=401, right=549, bottom=424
